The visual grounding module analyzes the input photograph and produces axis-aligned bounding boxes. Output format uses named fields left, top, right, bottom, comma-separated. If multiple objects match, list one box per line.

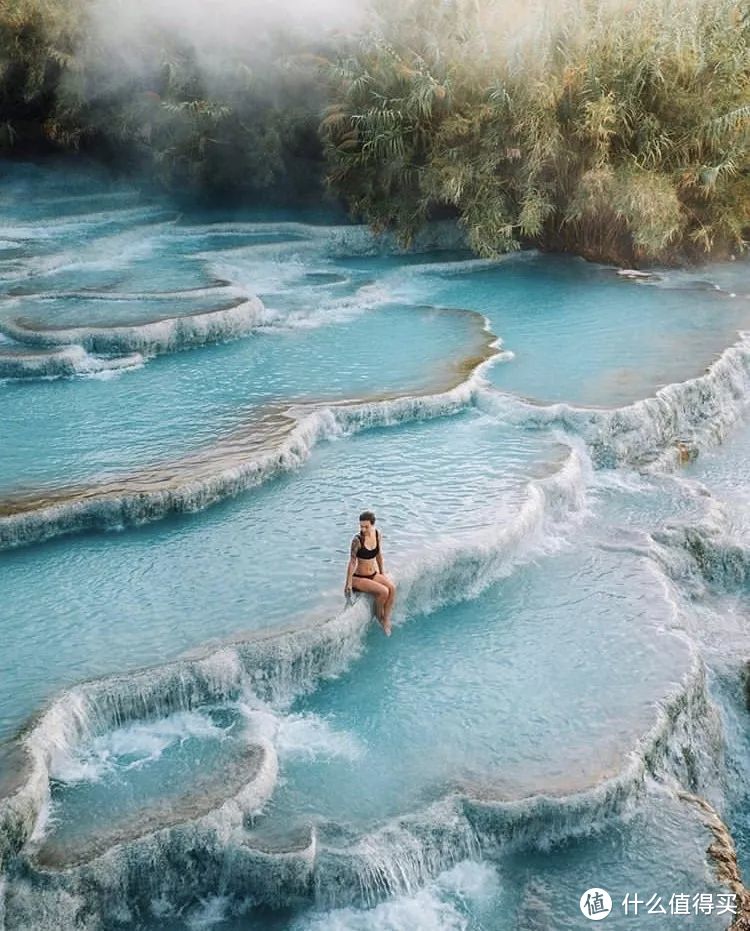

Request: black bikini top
left=355, top=529, right=379, bottom=559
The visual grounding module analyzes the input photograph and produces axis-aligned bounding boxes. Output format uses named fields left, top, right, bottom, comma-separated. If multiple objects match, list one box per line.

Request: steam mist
left=86, top=0, right=369, bottom=81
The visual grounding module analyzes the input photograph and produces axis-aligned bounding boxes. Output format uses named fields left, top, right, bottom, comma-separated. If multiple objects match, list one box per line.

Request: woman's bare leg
left=374, top=574, right=396, bottom=627
left=351, top=578, right=391, bottom=634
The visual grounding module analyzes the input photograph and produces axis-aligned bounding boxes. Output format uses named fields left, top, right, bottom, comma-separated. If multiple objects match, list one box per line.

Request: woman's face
left=359, top=519, right=373, bottom=535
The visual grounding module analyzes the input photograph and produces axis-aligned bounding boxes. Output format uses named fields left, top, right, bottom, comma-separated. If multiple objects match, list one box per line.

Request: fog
left=78, top=0, right=621, bottom=91
left=86, top=0, right=369, bottom=79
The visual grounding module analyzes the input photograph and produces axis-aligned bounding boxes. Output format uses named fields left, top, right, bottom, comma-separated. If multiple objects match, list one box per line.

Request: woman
left=344, top=510, right=396, bottom=636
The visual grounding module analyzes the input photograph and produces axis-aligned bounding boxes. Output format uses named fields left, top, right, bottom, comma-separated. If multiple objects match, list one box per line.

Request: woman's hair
left=356, top=510, right=378, bottom=551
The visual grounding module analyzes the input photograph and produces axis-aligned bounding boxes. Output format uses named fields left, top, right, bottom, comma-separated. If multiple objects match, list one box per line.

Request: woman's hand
left=344, top=583, right=352, bottom=598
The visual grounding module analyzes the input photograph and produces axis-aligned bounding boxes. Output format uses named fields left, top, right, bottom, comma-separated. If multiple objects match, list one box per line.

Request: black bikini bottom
left=353, top=571, right=377, bottom=580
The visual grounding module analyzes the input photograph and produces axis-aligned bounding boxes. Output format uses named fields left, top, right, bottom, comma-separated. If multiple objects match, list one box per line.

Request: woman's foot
left=374, top=599, right=391, bottom=635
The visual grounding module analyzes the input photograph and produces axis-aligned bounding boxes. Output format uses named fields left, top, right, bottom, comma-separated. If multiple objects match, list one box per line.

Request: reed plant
left=322, top=0, right=750, bottom=263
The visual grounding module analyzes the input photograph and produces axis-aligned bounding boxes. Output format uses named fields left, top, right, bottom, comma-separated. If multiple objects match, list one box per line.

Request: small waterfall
left=0, top=345, right=143, bottom=379
left=480, top=330, right=750, bottom=470
left=0, top=369, right=488, bottom=551
left=0, top=297, right=267, bottom=355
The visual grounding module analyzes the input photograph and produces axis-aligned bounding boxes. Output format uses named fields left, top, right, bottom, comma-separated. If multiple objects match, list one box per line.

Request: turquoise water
left=378, top=252, right=750, bottom=406
left=0, top=413, right=557, bottom=740
left=2, top=161, right=750, bottom=930
left=0, top=302, right=483, bottom=491
left=251, top=543, right=690, bottom=829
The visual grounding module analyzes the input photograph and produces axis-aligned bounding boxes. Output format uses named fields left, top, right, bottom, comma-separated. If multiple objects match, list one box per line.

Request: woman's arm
left=345, top=537, right=358, bottom=593
left=376, top=532, right=384, bottom=573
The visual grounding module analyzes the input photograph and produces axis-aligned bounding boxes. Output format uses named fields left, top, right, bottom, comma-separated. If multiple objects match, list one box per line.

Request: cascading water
left=3, top=160, right=750, bottom=929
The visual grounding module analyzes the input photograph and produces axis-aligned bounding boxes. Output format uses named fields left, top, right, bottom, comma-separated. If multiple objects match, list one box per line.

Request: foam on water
left=0, top=343, right=144, bottom=380
left=293, top=859, right=501, bottom=930
left=684, top=410, right=750, bottom=505
left=281, top=791, right=731, bottom=930
left=36, top=721, right=275, bottom=870
left=239, top=704, right=365, bottom=764
left=48, top=709, right=230, bottom=785
left=8, top=304, right=748, bottom=549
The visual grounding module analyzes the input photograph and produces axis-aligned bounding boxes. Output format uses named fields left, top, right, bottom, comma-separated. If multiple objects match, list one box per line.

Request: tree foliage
left=321, top=0, right=750, bottom=263
left=0, top=0, right=327, bottom=198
